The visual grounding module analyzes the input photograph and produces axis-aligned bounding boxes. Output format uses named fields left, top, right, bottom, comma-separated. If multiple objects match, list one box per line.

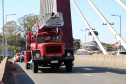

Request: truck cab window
left=38, top=34, right=62, bottom=43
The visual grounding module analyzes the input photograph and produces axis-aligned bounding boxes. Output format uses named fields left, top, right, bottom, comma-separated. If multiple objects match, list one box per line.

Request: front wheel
left=32, top=62, right=38, bottom=73
left=26, top=64, right=30, bottom=69
left=20, top=59, right=23, bottom=63
left=65, top=61, right=72, bottom=72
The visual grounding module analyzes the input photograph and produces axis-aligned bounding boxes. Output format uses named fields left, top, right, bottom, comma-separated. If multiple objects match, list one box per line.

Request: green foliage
left=18, top=14, right=39, bottom=38
left=73, top=39, right=81, bottom=51
left=106, top=44, right=113, bottom=51
left=4, top=21, right=18, bottom=36
left=0, top=14, right=39, bottom=53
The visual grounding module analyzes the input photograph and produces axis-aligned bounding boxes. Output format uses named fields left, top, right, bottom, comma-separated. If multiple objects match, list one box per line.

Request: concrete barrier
left=75, top=55, right=126, bottom=69
left=0, top=57, right=11, bottom=84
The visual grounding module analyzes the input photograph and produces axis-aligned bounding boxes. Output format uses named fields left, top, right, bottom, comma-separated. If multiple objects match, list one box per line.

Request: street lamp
left=2, top=0, right=5, bottom=59
left=5, top=14, right=16, bottom=57
left=111, top=14, right=121, bottom=51
left=102, top=22, right=114, bottom=52
left=80, top=28, right=95, bottom=55
left=102, top=22, right=114, bottom=25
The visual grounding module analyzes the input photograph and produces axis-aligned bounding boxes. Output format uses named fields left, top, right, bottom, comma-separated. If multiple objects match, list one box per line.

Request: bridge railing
left=0, top=57, right=11, bottom=84
left=75, top=55, right=126, bottom=69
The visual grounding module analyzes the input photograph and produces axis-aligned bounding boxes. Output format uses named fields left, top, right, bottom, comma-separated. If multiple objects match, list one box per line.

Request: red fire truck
left=25, top=13, right=74, bottom=73
left=25, top=0, right=74, bottom=73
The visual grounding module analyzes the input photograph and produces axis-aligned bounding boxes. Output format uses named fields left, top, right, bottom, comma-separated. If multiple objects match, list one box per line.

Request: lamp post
left=2, top=0, right=5, bottom=59
left=80, top=28, right=95, bottom=55
left=5, top=14, right=16, bottom=57
left=111, top=14, right=121, bottom=51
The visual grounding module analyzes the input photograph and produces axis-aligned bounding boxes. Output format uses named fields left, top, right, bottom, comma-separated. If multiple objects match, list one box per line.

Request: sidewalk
left=11, top=63, right=35, bottom=84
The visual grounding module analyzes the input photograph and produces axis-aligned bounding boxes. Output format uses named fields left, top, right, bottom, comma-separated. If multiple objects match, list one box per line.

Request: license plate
left=51, top=60, right=58, bottom=63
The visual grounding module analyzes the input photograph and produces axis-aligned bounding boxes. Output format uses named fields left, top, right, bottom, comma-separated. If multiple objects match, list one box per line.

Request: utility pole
left=5, top=14, right=16, bottom=57
left=81, top=28, right=95, bottom=55
left=111, top=14, right=121, bottom=51
left=2, top=0, right=5, bottom=59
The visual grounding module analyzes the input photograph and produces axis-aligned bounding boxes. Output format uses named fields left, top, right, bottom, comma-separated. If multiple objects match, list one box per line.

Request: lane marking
left=76, top=71, right=92, bottom=77
left=84, top=74, right=91, bottom=77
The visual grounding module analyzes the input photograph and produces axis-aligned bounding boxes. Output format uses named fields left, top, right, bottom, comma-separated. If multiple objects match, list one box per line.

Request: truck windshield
left=38, top=34, right=62, bottom=43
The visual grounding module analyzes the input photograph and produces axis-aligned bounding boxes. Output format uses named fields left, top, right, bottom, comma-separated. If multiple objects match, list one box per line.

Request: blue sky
left=0, top=0, right=126, bottom=44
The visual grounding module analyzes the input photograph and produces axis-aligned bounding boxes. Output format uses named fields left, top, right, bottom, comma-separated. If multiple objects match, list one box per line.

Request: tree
left=3, top=21, right=18, bottom=46
left=0, top=14, right=39, bottom=53
left=0, top=33, right=2, bottom=45
left=73, top=39, right=81, bottom=51
left=4, top=21, right=18, bottom=36
left=2, top=20, right=25, bottom=52
left=16, top=47, right=22, bottom=52
left=106, top=44, right=113, bottom=51
left=18, top=14, right=39, bottom=38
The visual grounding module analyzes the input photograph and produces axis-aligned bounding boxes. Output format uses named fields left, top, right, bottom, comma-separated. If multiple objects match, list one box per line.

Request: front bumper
left=32, top=56, right=74, bottom=62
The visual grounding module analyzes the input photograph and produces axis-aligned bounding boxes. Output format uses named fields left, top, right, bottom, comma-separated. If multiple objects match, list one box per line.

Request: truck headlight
left=36, top=53, right=40, bottom=58
left=67, top=52, right=71, bottom=57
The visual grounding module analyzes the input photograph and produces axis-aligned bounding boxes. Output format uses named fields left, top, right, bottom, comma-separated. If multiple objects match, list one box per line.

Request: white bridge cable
left=88, top=0, right=126, bottom=50
left=71, top=0, right=109, bottom=55
left=116, top=0, right=126, bottom=10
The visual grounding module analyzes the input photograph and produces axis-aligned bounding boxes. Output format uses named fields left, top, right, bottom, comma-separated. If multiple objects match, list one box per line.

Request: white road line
left=76, top=71, right=91, bottom=77
left=84, top=74, right=91, bottom=77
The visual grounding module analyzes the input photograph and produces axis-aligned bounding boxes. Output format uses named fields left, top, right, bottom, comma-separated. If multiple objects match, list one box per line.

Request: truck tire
left=65, top=61, right=72, bottom=72
left=32, top=62, right=38, bottom=73
left=20, top=59, right=22, bottom=63
left=26, top=64, right=30, bottom=69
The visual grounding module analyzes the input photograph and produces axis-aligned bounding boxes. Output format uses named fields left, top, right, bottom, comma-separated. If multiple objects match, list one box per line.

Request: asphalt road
left=12, top=62, right=126, bottom=84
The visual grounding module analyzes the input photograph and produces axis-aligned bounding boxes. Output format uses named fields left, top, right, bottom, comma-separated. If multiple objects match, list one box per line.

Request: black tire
left=65, top=61, right=72, bottom=72
left=26, top=64, right=30, bottom=69
left=32, top=62, right=38, bottom=73
left=20, top=59, right=22, bottom=63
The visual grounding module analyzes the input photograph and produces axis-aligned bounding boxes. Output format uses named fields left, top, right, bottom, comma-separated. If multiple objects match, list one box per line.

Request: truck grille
left=46, top=46, right=61, bottom=53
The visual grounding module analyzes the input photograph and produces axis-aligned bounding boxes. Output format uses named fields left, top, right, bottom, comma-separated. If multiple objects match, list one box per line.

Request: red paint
left=24, top=51, right=31, bottom=64
left=28, top=28, right=65, bottom=58
left=57, top=0, right=73, bottom=49
left=15, top=53, right=21, bottom=62
left=26, top=0, right=73, bottom=59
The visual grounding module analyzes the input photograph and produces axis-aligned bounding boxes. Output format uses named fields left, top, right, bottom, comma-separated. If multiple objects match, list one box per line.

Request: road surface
left=12, top=62, right=126, bottom=84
